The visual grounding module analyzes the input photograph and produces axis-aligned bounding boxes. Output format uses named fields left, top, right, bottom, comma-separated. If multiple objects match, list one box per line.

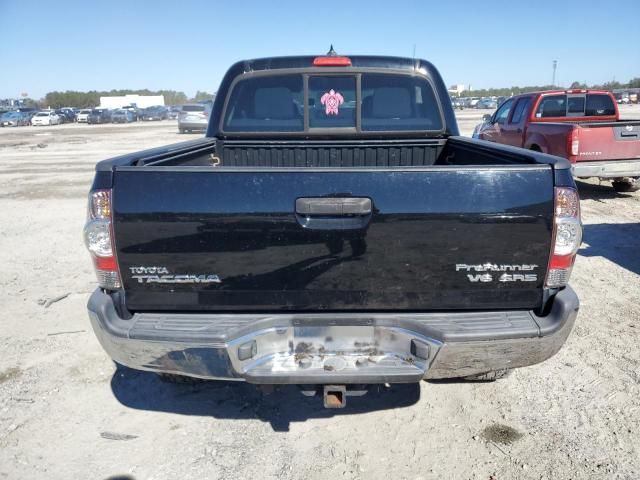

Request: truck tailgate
left=576, top=121, right=640, bottom=161
left=112, top=166, right=554, bottom=312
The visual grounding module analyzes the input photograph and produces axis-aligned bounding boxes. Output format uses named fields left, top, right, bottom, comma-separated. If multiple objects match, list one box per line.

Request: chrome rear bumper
left=88, top=287, right=578, bottom=383
left=572, top=159, right=640, bottom=178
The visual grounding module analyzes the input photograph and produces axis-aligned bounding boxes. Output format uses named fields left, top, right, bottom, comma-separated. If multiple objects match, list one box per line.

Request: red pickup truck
left=473, top=90, right=640, bottom=192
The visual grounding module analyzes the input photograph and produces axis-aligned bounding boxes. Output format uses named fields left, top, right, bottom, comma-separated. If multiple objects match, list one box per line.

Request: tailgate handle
left=295, top=197, right=371, bottom=216
left=295, top=197, right=372, bottom=230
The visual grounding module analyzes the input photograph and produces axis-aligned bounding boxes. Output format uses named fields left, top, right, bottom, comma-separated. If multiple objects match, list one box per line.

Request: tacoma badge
left=129, top=266, right=221, bottom=284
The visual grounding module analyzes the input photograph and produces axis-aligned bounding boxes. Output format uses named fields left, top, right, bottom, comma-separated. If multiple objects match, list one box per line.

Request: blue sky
left=1, top=0, right=638, bottom=98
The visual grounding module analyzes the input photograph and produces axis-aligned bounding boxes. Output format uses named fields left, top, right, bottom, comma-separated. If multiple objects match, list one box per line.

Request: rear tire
left=179, top=128, right=185, bottom=134
left=612, top=178, right=640, bottom=193
left=463, top=369, right=512, bottom=382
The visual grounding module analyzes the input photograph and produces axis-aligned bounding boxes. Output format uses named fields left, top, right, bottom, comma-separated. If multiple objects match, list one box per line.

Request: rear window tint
left=567, top=97, right=585, bottom=115
left=222, top=72, right=443, bottom=133
left=586, top=94, right=615, bottom=116
left=224, top=75, right=304, bottom=132
left=182, top=105, right=205, bottom=112
left=361, top=74, right=442, bottom=131
left=536, top=94, right=615, bottom=117
left=309, top=76, right=356, bottom=128
left=536, top=95, right=567, bottom=117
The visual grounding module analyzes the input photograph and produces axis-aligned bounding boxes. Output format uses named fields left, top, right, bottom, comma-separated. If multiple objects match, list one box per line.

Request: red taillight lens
left=313, top=56, right=352, bottom=67
left=83, top=189, right=121, bottom=289
left=546, top=187, right=582, bottom=288
left=567, top=127, right=579, bottom=160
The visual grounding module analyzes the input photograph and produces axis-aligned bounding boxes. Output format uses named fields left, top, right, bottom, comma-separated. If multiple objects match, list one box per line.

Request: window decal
left=320, top=89, right=344, bottom=116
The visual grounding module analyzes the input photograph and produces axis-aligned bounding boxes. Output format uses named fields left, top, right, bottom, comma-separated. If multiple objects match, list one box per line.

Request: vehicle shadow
left=110, top=366, right=420, bottom=432
left=574, top=180, right=635, bottom=201
left=579, top=223, right=640, bottom=276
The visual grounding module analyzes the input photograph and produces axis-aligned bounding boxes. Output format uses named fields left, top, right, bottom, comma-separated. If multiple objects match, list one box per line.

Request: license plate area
left=227, top=325, right=440, bottom=384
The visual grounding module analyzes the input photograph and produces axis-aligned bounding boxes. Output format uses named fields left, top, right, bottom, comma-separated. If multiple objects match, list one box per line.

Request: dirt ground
left=1, top=107, right=639, bottom=480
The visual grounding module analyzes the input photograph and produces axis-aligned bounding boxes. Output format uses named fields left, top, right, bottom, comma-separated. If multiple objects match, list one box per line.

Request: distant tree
left=42, top=89, right=188, bottom=108
left=22, top=98, right=40, bottom=108
left=192, top=91, right=216, bottom=102
left=158, top=90, right=188, bottom=105
left=601, top=81, right=622, bottom=90
left=462, top=77, right=640, bottom=97
left=628, top=78, right=640, bottom=88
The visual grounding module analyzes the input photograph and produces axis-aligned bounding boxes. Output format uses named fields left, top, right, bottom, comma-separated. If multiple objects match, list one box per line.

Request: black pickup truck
left=85, top=53, right=581, bottom=407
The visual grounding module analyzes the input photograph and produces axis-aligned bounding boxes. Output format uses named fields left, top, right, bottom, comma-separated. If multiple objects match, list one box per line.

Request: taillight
left=83, top=190, right=121, bottom=289
left=546, top=187, right=582, bottom=288
left=313, top=46, right=351, bottom=66
left=567, top=128, right=579, bottom=159
left=313, top=56, right=352, bottom=66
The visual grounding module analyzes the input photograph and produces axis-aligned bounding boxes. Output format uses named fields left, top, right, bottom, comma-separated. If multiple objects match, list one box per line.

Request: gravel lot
left=1, top=107, right=639, bottom=479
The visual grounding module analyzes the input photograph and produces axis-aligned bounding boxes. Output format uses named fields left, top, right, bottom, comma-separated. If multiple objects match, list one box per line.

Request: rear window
left=224, top=75, right=304, bottom=132
left=567, top=97, right=585, bottom=115
left=586, top=94, right=615, bottom=116
left=361, top=74, right=442, bottom=131
left=223, top=72, right=443, bottom=133
left=536, top=94, right=615, bottom=117
left=308, top=76, right=356, bottom=128
left=36, top=112, right=49, bottom=116
left=182, top=105, right=205, bottom=112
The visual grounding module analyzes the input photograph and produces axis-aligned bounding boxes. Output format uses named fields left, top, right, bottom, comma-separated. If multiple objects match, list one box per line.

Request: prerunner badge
left=320, top=89, right=344, bottom=115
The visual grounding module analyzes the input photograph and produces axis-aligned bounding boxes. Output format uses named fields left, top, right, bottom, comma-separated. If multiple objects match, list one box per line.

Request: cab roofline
left=528, top=89, right=613, bottom=96
left=234, top=55, right=433, bottom=74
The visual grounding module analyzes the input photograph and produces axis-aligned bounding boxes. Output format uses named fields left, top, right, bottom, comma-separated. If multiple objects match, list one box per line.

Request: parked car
left=140, top=106, right=168, bottom=121
left=178, top=103, right=211, bottom=133
left=85, top=53, right=581, bottom=408
left=451, top=97, right=465, bottom=110
left=111, top=109, right=135, bottom=123
left=167, top=106, right=182, bottom=119
left=120, top=106, right=140, bottom=120
left=473, top=89, right=640, bottom=192
left=76, top=109, right=92, bottom=123
left=464, top=97, right=480, bottom=108
left=57, top=108, right=76, bottom=123
left=1, top=111, right=30, bottom=127
left=476, top=98, right=498, bottom=109
left=615, top=93, right=630, bottom=104
left=54, top=109, right=68, bottom=123
left=87, top=109, right=111, bottom=124
left=31, top=111, right=62, bottom=126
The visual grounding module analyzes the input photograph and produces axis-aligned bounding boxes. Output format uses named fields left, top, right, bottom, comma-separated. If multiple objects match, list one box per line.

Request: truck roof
left=227, top=54, right=432, bottom=74
left=520, top=89, right=613, bottom=97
